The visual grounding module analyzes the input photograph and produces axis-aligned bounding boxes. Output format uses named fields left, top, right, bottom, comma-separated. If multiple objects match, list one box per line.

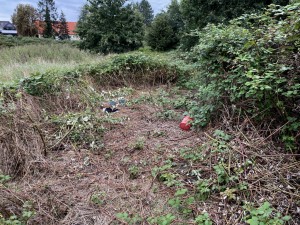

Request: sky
left=0, top=0, right=171, bottom=22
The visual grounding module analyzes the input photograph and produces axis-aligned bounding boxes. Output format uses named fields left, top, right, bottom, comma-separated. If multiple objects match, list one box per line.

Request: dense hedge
left=184, top=3, right=300, bottom=149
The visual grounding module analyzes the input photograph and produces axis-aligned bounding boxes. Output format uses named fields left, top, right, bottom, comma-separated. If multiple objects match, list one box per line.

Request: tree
left=37, top=0, right=57, bottom=38
left=57, top=11, right=69, bottom=40
left=167, top=0, right=183, bottom=42
left=11, top=4, right=38, bottom=36
left=77, top=0, right=144, bottom=53
left=180, top=0, right=290, bottom=31
left=179, top=0, right=290, bottom=50
left=76, top=4, right=89, bottom=39
left=145, top=1, right=183, bottom=51
left=136, top=0, right=154, bottom=26
left=146, top=13, right=176, bottom=51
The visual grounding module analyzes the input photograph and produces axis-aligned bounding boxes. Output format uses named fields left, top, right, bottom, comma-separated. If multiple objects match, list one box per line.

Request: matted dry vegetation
left=0, top=83, right=299, bottom=225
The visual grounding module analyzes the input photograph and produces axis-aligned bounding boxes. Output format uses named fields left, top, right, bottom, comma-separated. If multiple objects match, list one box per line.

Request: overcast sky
left=0, top=0, right=171, bottom=22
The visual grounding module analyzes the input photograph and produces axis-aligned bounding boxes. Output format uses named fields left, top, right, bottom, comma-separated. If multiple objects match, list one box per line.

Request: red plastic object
left=180, top=116, right=193, bottom=131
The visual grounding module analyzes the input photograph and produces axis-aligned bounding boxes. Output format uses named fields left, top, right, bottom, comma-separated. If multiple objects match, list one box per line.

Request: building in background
left=67, top=22, right=79, bottom=41
left=0, top=21, right=18, bottom=36
left=35, top=21, right=79, bottom=40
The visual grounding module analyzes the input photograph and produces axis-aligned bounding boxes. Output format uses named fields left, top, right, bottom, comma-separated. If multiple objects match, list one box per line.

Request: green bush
left=87, top=53, right=183, bottom=87
left=184, top=3, right=300, bottom=148
left=1, top=52, right=184, bottom=97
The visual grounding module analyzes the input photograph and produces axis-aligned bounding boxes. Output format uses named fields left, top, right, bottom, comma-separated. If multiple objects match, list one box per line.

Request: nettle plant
left=185, top=3, right=300, bottom=148
left=243, top=202, right=291, bottom=225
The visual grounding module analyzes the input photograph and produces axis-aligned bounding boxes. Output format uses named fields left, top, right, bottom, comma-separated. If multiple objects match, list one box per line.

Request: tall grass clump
left=0, top=44, right=102, bottom=83
left=0, top=35, right=79, bottom=48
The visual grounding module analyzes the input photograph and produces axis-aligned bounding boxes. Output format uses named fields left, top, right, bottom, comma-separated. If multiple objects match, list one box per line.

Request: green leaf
left=175, top=188, right=188, bottom=196
left=246, top=217, right=259, bottom=225
left=282, top=215, right=291, bottom=221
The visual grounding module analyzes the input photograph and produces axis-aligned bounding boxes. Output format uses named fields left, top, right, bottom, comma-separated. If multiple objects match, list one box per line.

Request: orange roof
left=35, top=21, right=77, bottom=35
left=67, top=22, right=77, bottom=35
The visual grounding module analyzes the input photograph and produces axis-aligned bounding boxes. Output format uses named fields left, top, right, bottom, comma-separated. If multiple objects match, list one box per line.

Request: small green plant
left=159, top=172, right=181, bottom=187
left=116, top=212, right=142, bottom=224
left=196, top=180, right=211, bottom=201
left=243, top=202, right=291, bottom=225
left=168, top=188, right=194, bottom=215
left=168, top=188, right=188, bottom=208
left=0, top=201, right=35, bottom=225
left=151, top=160, right=172, bottom=177
left=151, top=160, right=182, bottom=187
left=213, top=130, right=232, bottom=141
left=180, top=147, right=204, bottom=161
left=90, top=191, right=106, bottom=206
left=130, top=137, right=145, bottom=151
left=128, top=165, right=140, bottom=179
left=0, top=174, right=11, bottom=184
left=157, top=109, right=179, bottom=120
left=238, top=181, right=249, bottom=191
left=172, top=96, right=188, bottom=109
left=220, top=188, right=237, bottom=201
left=213, top=163, right=230, bottom=186
left=211, top=130, right=231, bottom=154
left=147, top=213, right=176, bottom=225
left=194, top=212, right=213, bottom=225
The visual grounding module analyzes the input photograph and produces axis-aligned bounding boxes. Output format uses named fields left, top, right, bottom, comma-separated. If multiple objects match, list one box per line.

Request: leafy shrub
left=184, top=3, right=300, bottom=148
left=19, top=68, right=82, bottom=96
left=87, top=53, right=183, bottom=86
left=6, top=52, right=184, bottom=97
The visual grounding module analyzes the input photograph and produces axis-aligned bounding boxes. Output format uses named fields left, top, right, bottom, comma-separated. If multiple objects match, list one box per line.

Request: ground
left=1, top=86, right=299, bottom=225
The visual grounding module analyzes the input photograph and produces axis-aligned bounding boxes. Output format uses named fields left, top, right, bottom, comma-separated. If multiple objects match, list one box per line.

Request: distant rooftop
left=0, top=21, right=17, bottom=35
left=36, top=21, right=77, bottom=35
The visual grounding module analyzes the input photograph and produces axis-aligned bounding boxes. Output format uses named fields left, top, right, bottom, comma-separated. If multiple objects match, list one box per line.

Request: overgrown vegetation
left=0, top=35, right=78, bottom=48
left=0, top=1, right=299, bottom=225
left=0, top=43, right=99, bottom=83
left=183, top=3, right=300, bottom=149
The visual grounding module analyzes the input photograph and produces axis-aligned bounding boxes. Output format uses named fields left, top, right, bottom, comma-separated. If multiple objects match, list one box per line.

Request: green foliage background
left=77, top=0, right=144, bottom=53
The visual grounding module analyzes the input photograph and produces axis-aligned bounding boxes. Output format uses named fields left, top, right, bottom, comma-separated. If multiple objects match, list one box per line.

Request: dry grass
left=0, top=93, right=46, bottom=177
left=0, top=86, right=299, bottom=225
